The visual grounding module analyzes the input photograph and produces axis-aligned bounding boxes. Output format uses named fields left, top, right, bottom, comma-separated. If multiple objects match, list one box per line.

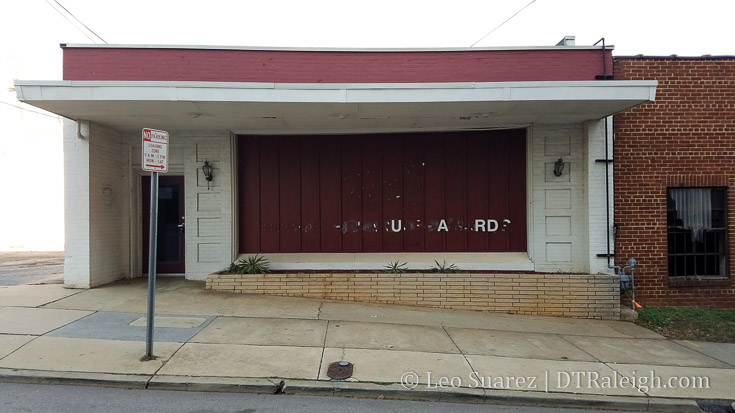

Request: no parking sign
left=142, top=128, right=169, bottom=173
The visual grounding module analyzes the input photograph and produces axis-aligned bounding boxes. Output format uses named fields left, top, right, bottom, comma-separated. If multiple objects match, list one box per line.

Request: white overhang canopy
left=15, top=80, right=657, bottom=133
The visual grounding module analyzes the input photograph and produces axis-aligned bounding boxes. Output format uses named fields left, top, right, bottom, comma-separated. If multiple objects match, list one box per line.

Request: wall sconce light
left=553, top=157, right=565, bottom=177
left=202, top=160, right=213, bottom=190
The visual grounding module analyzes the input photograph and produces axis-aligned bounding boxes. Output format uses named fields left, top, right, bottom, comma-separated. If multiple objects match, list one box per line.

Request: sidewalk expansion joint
left=43, top=310, right=99, bottom=336
left=602, top=362, right=651, bottom=397
left=146, top=342, right=186, bottom=389
left=37, top=289, right=86, bottom=308
left=557, top=333, right=602, bottom=362
left=442, top=325, right=478, bottom=376
left=670, top=339, right=735, bottom=369
left=315, top=320, right=329, bottom=380
left=0, top=334, right=42, bottom=362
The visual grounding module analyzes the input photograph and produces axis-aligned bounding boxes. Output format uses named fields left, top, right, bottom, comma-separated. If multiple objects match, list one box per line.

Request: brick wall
left=62, top=46, right=612, bottom=83
left=613, top=57, right=735, bottom=308
left=88, top=123, right=129, bottom=286
left=63, top=120, right=130, bottom=288
left=206, top=272, right=620, bottom=319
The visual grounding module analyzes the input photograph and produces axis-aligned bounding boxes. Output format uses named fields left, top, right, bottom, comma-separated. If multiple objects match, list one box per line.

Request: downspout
left=593, top=38, right=614, bottom=269
left=604, top=116, right=612, bottom=268
left=593, top=39, right=639, bottom=309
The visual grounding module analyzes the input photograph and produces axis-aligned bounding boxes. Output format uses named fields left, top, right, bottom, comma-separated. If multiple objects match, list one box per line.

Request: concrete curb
left=1, top=369, right=704, bottom=412
left=0, top=368, right=149, bottom=389
left=283, top=380, right=702, bottom=412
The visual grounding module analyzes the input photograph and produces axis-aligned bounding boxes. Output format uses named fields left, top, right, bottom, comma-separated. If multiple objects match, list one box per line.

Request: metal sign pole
left=145, top=171, right=159, bottom=358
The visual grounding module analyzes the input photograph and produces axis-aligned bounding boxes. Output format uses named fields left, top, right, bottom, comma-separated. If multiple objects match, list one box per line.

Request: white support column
left=63, top=119, right=129, bottom=288
left=63, top=119, right=91, bottom=288
left=586, top=118, right=615, bottom=274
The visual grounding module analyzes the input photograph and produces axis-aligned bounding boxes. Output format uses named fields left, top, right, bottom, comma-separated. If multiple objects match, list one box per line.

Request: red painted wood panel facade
left=238, top=130, right=526, bottom=253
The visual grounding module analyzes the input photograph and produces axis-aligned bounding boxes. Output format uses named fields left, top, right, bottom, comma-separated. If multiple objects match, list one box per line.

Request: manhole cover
left=327, top=361, right=353, bottom=379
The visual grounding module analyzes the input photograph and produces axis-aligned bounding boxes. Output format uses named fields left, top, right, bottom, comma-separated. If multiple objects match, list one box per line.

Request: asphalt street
left=0, top=252, right=63, bottom=285
left=0, top=382, right=636, bottom=413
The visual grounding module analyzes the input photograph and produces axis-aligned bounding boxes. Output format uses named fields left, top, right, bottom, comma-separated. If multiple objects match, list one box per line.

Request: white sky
left=0, top=0, right=733, bottom=250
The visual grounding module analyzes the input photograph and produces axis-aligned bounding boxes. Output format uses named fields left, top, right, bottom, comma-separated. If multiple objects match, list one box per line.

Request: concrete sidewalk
left=1, top=279, right=733, bottom=411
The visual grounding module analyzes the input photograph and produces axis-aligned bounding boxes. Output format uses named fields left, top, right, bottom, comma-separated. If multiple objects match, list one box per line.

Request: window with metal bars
left=667, top=187, right=728, bottom=278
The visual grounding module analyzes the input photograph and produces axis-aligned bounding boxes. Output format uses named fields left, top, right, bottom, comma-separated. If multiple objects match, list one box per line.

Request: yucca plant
left=430, top=260, right=460, bottom=273
left=384, top=261, right=408, bottom=274
left=228, top=254, right=270, bottom=274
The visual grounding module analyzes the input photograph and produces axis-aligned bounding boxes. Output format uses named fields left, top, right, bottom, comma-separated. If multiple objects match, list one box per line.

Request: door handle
left=178, top=216, right=185, bottom=233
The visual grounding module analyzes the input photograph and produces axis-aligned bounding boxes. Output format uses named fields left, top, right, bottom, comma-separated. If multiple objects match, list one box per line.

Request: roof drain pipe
left=593, top=38, right=639, bottom=308
left=618, top=258, right=637, bottom=310
left=593, top=37, right=614, bottom=269
left=76, top=120, right=89, bottom=140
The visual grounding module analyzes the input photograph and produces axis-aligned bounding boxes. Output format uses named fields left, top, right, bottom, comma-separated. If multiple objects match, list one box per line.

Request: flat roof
left=60, top=43, right=614, bottom=52
left=15, top=80, right=656, bottom=133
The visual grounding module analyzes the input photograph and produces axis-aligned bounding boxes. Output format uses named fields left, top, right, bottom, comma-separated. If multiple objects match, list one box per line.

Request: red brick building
left=613, top=56, right=735, bottom=308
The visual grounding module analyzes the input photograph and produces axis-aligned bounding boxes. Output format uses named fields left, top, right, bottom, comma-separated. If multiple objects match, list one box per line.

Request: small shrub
left=430, top=260, right=460, bottom=273
left=384, top=261, right=408, bottom=274
left=228, top=254, right=270, bottom=274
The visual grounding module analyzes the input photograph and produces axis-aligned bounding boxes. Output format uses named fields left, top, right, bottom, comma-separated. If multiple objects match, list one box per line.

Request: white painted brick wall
left=63, top=119, right=91, bottom=287
left=63, top=120, right=129, bottom=288
left=586, top=118, right=615, bottom=274
left=88, top=123, right=129, bottom=286
left=184, top=132, right=235, bottom=280
left=127, top=130, right=234, bottom=281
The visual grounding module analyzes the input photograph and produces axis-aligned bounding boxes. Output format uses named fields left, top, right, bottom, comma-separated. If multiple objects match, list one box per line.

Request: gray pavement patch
left=47, top=312, right=214, bottom=343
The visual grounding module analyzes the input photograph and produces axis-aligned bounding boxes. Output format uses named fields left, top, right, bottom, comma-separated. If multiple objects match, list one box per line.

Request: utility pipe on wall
left=593, top=37, right=614, bottom=269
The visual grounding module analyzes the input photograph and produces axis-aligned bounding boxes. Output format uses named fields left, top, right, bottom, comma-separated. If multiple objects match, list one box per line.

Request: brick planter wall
left=613, top=57, right=735, bottom=308
left=206, top=273, right=620, bottom=319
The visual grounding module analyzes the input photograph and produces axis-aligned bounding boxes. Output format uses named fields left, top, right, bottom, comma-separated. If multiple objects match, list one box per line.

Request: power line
left=470, top=0, right=538, bottom=47
left=44, top=0, right=97, bottom=43
left=44, top=0, right=108, bottom=44
left=0, top=101, right=61, bottom=120
left=51, top=0, right=108, bottom=44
